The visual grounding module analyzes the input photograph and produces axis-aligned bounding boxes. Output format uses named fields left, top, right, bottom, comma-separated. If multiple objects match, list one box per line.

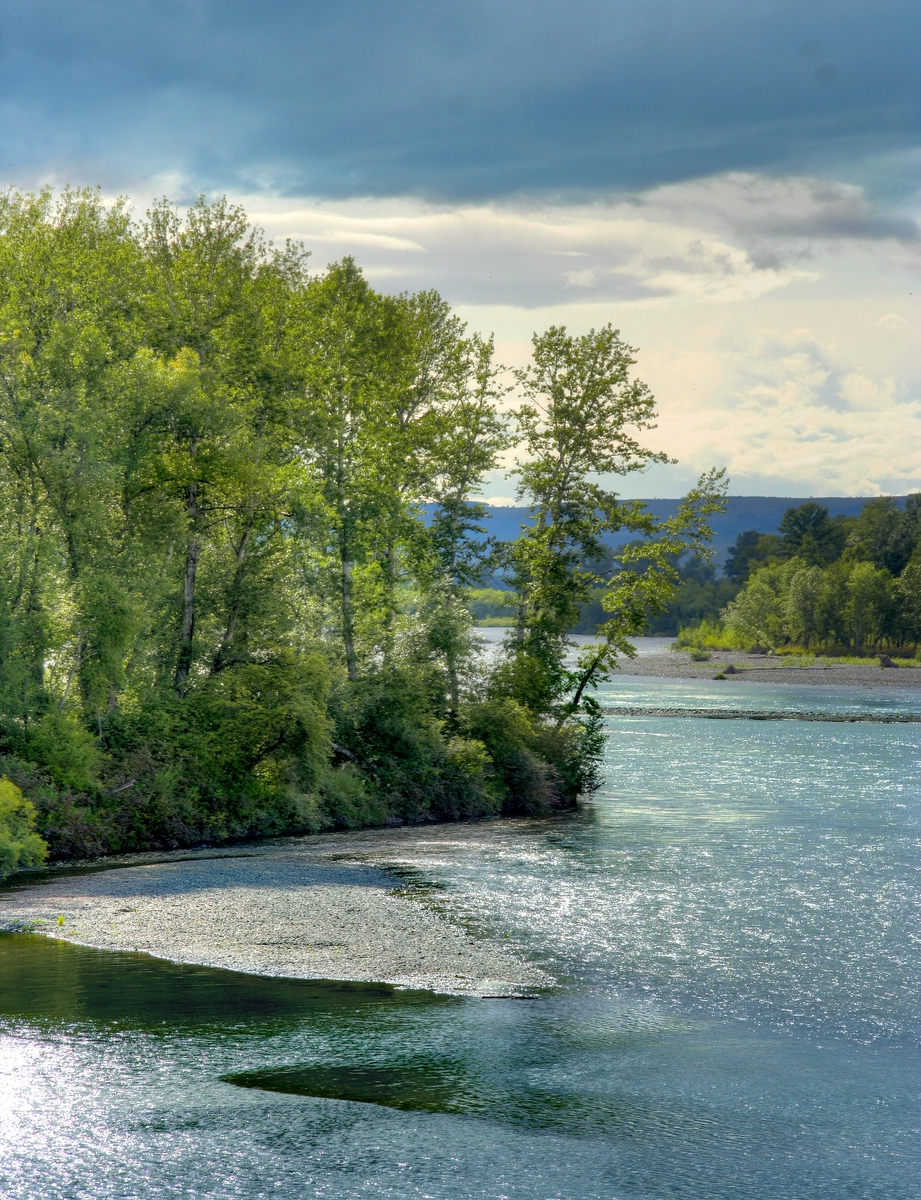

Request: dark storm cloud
left=1, top=0, right=918, bottom=199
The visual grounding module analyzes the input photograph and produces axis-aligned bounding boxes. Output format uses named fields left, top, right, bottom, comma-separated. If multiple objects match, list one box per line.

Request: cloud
left=2, top=0, right=918, bottom=505
left=239, top=174, right=916, bottom=310
left=622, top=319, right=921, bottom=496
left=1, top=1, right=919, bottom=200
left=229, top=176, right=921, bottom=498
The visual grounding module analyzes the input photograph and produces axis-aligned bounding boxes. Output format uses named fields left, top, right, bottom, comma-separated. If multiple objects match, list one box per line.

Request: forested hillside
left=466, top=497, right=889, bottom=636
left=0, top=189, right=724, bottom=866
left=469, top=496, right=878, bottom=574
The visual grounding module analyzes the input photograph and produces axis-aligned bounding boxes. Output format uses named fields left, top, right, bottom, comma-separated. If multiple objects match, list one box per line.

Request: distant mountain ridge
left=472, top=497, right=907, bottom=576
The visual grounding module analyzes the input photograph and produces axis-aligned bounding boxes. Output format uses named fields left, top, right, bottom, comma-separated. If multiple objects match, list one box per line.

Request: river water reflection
left=1, top=674, right=918, bottom=1199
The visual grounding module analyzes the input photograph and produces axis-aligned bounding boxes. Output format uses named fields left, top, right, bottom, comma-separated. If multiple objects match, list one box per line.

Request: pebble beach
left=615, top=646, right=921, bottom=688
left=0, top=843, right=550, bottom=996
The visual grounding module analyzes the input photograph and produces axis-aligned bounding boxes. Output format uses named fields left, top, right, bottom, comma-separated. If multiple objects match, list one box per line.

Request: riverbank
left=0, top=838, right=550, bottom=996
left=616, top=648, right=921, bottom=688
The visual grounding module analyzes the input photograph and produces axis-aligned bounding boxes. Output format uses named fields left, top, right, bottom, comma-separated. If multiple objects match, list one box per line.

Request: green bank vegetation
left=0, top=777, right=47, bottom=879
left=677, top=499, right=921, bottom=655
left=0, top=188, right=724, bottom=868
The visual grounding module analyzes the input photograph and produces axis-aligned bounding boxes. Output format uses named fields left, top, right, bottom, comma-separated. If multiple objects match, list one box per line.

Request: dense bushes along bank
left=0, top=189, right=723, bottom=872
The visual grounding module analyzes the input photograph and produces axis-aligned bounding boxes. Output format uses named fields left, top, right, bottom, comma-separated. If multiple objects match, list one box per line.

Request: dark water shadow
left=0, top=932, right=450, bottom=1029
left=221, top=1055, right=784, bottom=1146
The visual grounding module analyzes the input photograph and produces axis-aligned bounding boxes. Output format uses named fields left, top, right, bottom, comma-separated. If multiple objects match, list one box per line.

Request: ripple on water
left=0, top=675, right=917, bottom=1200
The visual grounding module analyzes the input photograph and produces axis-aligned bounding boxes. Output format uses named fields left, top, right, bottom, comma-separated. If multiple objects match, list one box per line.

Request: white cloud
left=565, top=268, right=596, bottom=288
left=105, top=173, right=921, bottom=497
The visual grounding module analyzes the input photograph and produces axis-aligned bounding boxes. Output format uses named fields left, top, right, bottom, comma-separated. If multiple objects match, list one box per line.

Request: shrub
left=674, top=619, right=744, bottom=651
left=318, top=763, right=389, bottom=829
left=467, top=700, right=561, bottom=811
left=0, top=777, right=48, bottom=880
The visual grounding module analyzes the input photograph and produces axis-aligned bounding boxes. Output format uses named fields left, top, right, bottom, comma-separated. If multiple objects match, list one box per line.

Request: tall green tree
left=848, top=496, right=913, bottom=576
left=778, top=502, right=846, bottom=566
left=420, top=333, right=511, bottom=717
left=499, top=324, right=726, bottom=720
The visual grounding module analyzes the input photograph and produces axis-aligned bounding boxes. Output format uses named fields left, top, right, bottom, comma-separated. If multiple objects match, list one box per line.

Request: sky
left=3, top=0, right=919, bottom=499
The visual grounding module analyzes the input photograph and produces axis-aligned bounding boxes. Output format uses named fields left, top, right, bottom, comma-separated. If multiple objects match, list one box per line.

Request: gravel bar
left=616, top=650, right=921, bottom=689
left=0, top=843, right=550, bottom=996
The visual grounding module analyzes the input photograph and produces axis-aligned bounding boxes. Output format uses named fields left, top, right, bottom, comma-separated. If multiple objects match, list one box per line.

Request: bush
left=318, top=763, right=389, bottom=829
left=462, top=696, right=588, bottom=814
left=674, top=619, right=744, bottom=651
left=0, top=777, right=48, bottom=879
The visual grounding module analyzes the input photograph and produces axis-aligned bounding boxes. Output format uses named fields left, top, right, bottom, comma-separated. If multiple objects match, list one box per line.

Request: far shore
left=473, top=627, right=921, bottom=690
left=0, top=836, right=550, bottom=997
left=613, top=648, right=921, bottom=689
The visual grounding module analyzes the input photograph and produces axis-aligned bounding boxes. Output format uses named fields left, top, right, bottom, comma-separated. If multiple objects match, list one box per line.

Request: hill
left=472, top=497, right=903, bottom=576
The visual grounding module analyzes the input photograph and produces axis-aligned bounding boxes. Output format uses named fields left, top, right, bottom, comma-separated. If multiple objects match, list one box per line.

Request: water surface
left=1, top=676, right=917, bottom=1199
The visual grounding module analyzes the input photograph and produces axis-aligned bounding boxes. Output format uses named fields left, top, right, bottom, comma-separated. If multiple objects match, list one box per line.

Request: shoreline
left=3, top=666, right=916, bottom=994
left=614, top=648, right=921, bottom=689
left=0, top=836, right=550, bottom=997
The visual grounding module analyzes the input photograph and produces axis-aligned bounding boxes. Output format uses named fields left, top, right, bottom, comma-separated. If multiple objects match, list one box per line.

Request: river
left=1, top=664, right=918, bottom=1198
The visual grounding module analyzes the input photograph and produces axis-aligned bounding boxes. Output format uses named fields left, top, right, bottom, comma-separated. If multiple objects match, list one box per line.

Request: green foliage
left=724, top=531, right=785, bottom=583
left=848, top=496, right=915, bottom=575
left=690, top=493, right=921, bottom=653
left=0, top=776, right=48, bottom=879
left=674, top=618, right=746, bottom=650
left=467, top=588, right=518, bottom=621
left=718, top=555, right=910, bottom=654
left=493, top=323, right=726, bottom=724
left=778, top=503, right=849, bottom=566
left=577, top=551, right=738, bottom=635
left=23, top=710, right=101, bottom=791
left=0, top=188, right=723, bottom=861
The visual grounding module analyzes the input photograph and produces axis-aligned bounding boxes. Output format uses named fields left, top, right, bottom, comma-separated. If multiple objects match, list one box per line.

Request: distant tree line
left=719, top=498, right=921, bottom=652
left=0, top=188, right=724, bottom=867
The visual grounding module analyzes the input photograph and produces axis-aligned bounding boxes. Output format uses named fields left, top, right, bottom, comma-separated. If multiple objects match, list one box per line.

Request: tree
left=816, top=561, right=851, bottom=649
left=141, top=197, right=269, bottom=695
left=421, top=333, right=511, bottom=718
left=778, top=502, right=846, bottom=566
left=896, top=562, right=921, bottom=653
left=785, top=564, right=824, bottom=647
left=848, top=496, right=912, bottom=576
left=0, top=187, right=735, bottom=861
left=292, top=259, right=392, bottom=681
left=722, top=561, right=795, bottom=649
left=723, top=530, right=785, bottom=582
left=497, top=324, right=725, bottom=721
left=845, top=562, right=893, bottom=653
left=0, top=777, right=47, bottom=880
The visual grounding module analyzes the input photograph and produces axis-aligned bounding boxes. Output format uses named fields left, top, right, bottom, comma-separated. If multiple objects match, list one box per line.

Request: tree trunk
left=336, top=440, right=359, bottom=682
left=555, top=649, right=606, bottom=729
left=516, top=595, right=527, bottom=642
left=340, top=540, right=358, bottom=681
left=447, top=657, right=460, bottom=721
left=211, top=498, right=256, bottom=674
left=174, top=481, right=201, bottom=697
left=381, top=541, right=399, bottom=655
